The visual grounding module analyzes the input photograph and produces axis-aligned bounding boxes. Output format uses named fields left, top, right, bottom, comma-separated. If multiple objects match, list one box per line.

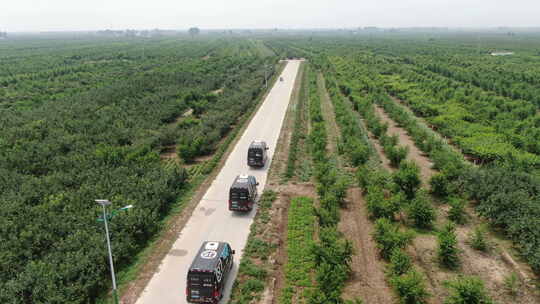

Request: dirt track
left=340, top=188, right=396, bottom=304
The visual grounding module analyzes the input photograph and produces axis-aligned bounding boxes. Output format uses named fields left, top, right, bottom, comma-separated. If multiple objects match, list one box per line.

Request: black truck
left=247, top=140, right=269, bottom=168
left=186, top=241, right=235, bottom=304
left=229, top=174, right=258, bottom=212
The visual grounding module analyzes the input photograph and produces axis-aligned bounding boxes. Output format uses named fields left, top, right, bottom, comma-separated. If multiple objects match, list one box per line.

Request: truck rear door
left=187, top=273, right=214, bottom=302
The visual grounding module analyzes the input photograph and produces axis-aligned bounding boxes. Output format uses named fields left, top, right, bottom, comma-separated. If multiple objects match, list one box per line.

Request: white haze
left=1, top=0, right=539, bottom=32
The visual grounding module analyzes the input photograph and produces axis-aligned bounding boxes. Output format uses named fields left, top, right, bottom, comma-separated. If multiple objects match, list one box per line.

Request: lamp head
left=95, top=199, right=111, bottom=206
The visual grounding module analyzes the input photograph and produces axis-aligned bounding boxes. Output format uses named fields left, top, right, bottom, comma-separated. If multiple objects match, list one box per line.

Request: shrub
left=366, top=187, right=402, bottom=220
left=393, top=161, right=421, bottom=199
left=357, top=165, right=392, bottom=189
left=388, top=248, right=412, bottom=276
left=349, top=141, right=371, bottom=166
left=447, top=197, right=466, bottom=225
left=444, top=276, right=493, bottom=304
left=315, top=204, right=339, bottom=227
left=407, top=190, right=436, bottom=229
left=429, top=172, right=450, bottom=197
left=437, top=222, right=460, bottom=269
left=387, top=145, right=409, bottom=167
left=503, top=272, right=520, bottom=297
left=390, top=270, right=430, bottom=304
left=468, top=224, right=489, bottom=252
left=373, top=218, right=414, bottom=259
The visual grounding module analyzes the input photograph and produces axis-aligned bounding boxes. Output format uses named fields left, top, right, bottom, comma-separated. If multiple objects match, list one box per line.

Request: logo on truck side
left=200, top=250, right=217, bottom=259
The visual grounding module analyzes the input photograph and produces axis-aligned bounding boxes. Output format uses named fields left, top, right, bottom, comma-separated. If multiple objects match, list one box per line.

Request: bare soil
left=340, top=188, right=396, bottom=304
left=317, top=73, right=341, bottom=157
left=374, top=105, right=435, bottom=183
left=318, top=74, right=395, bottom=303
left=368, top=131, right=392, bottom=171
left=388, top=96, right=476, bottom=164
left=159, top=145, right=179, bottom=161
left=373, top=102, right=540, bottom=303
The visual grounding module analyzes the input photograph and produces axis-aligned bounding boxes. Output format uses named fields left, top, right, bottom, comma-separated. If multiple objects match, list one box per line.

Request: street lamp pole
left=264, top=63, right=268, bottom=88
left=96, top=199, right=119, bottom=304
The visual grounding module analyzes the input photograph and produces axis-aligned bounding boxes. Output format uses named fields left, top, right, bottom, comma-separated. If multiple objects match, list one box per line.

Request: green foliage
left=503, top=272, right=520, bottom=297
left=459, top=167, right=540, bottom=270
left=430, top=172, right=450, bottom=197
left=366, top=186, right=402, bottom=220
left=444, top=276, right=494, bottom=304
left=230, top=190, right=278, bottom=304
left=310, top=227, right=353, bottom=304
left=390, top=270, right=430, bottom=304
left=0, top=37, right=277, bottom=303
left=393, top=161, right=422, bottom=199
left=387, top=248, right=413, bottom=276
left=357, top=165, right=392, bottom=190
left=286, top=64, right=309, bottom=179
left=468, top=224, right=489, bottom=252
left=447, top=197, right=467, bottom=225
left=407, top=190, right=436, bottom=229
left=285, top=197, right=316, bottom=285
left=304, top=71, right=354, bottom=303
left=387, top=145, right=410, bottom=167
left=373, top=218, right=414, bottom=260
left=437, top=222, right=460, bottom=269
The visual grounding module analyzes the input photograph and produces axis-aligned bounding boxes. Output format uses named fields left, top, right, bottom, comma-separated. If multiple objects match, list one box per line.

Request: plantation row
left=278, top=64, right=354, bottom=304
left=320, top=63, right=434, bottom=303
left=307, top=68, right=352, bottom=303
left=285, top=63, right=309, bottom=179
left=267, top=36, right=540, bottom=273
left=323, top=54, right=499, bottom=303
left=329, top=54, right=540, bottom=273
left=267, top=36, right=540, bottom=170
left=0, top=38, right=277, bottom=303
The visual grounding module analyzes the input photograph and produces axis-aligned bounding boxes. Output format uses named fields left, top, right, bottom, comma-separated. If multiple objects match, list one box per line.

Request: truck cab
left=229, top=174, right=258, bottom=212
left=247, top=140, right=269, bottom=168
left=186, top=241, right=235, bottom=304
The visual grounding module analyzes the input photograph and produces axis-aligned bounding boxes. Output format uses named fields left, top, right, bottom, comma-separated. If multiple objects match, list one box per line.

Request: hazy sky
left=1, top=0, right=539, bottom=32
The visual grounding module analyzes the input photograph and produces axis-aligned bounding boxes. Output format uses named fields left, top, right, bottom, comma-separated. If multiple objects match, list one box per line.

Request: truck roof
left=249, top=141, right=266, bottom=148
left=231, top=175, right=254, bottom=190
left=188, top=241, right=228, bottom=272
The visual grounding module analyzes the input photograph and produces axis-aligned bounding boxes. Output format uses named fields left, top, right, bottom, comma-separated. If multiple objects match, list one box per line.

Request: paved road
left=136, top=60, right=301, bottom=304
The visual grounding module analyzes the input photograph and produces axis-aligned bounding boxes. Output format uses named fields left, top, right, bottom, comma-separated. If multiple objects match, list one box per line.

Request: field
left=0, top=36, right=277, bottom=303
left=2, top=31, right=540, bottom=304
left=261, top=32, right=540, bottom=303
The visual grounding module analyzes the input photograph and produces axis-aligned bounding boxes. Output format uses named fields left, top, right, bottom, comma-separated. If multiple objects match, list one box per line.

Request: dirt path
left=317, top=74, right=395, bottom=303
left=317, top=73, right=342, bottom=158
left=373, top=105, right=435, bottom=183
left=340, top=188, right=396, bottom=304
left=367, top=130, right=392, bottom=171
